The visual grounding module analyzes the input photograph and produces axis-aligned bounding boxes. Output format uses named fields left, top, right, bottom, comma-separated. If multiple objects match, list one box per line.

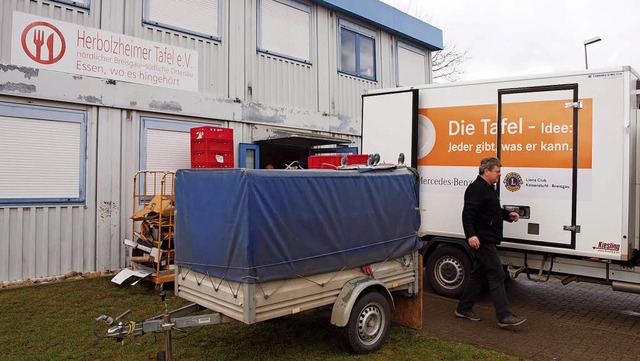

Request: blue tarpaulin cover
left=174, top=168, right=421, bottom=283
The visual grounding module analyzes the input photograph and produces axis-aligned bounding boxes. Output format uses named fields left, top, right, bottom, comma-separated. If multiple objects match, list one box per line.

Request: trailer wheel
left=426, top=245, right=471, bottom=299
left=343, top=292, right=391, bottom=354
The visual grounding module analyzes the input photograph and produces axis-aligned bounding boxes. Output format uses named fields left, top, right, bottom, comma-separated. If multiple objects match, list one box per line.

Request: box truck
left=362, top=66, right=640, bottom=298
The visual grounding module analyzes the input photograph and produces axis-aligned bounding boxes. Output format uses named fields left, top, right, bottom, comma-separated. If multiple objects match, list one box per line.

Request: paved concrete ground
left=422, top=276, right=640, bottom=360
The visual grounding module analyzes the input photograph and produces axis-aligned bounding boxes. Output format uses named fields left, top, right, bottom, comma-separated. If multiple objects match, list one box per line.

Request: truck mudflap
left=330, top=278, right=394, bottom=327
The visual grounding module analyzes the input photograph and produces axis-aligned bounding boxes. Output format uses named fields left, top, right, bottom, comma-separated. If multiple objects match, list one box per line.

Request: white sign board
left=11, top=11, right=199, bottom=92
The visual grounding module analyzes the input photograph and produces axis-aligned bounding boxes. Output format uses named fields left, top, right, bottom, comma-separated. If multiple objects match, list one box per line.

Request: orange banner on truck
left=417, top=99, right=592, bottom=168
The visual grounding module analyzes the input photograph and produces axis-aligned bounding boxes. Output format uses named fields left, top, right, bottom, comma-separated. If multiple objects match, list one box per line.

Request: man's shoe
left=498, top=315, right=527, bottom=327
left=455, top=310, right=482, bottom=321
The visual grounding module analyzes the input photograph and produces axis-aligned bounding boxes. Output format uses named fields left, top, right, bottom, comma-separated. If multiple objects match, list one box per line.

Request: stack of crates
left=190, top=126, right=234, bottom=168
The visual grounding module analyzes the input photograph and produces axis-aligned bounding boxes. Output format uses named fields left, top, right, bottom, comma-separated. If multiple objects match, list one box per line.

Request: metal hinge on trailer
left=564, top=101, right=583, bottom=109
left=563, top=225, right=581, bottom=233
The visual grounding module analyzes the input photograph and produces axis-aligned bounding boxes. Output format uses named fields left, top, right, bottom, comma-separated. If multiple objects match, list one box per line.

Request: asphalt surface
left=422, top=276, right=640, bottom=360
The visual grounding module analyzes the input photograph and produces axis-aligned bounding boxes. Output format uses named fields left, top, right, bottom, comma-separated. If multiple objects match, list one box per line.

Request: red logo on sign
left=21, top=21, right=66, bottom=64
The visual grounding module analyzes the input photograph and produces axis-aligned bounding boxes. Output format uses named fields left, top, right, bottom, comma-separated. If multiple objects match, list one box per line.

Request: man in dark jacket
left=455, top=157, right=526, bottom=327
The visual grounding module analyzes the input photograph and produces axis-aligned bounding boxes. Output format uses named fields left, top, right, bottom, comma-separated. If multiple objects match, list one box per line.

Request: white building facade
left=0, top=0, right=442, bottom=283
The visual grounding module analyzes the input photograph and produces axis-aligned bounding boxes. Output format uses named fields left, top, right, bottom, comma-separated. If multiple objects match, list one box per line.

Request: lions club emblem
left=503, top=172, right=523, bottom=192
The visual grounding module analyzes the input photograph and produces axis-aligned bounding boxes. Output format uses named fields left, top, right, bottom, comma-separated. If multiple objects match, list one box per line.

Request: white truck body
left=362, top=66, right=640, bottom=294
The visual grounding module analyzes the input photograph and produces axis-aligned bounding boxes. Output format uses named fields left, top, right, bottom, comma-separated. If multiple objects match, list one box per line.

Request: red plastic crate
left=347, top=154, right=369, bottom=165
left=191, top=151, right=234, bottom=166
left=307, top=154, right=369, bottom=169
left=190, top=126, right=233, bottom=141
left=308, top=155, right=341, bottom=169
left=191, top=139, right=234, bottom=152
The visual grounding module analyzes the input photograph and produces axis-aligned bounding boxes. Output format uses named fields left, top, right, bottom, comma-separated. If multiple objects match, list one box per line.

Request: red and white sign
left=11, top=11, right=198, bottom=92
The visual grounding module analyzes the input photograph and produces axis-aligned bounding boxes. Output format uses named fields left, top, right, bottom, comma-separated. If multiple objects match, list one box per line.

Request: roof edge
left=310, top=0, right=443, bottom=50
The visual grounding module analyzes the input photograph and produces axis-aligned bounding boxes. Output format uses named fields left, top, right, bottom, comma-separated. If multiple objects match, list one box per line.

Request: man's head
left=479, top=157, right=501, bottom=184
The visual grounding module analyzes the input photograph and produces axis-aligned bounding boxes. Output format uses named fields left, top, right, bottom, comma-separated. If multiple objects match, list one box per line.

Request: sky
left=382, top=0, right=640, bottom=82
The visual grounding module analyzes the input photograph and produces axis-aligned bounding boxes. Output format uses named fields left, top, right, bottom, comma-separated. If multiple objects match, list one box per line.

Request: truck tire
left=343, top=292, right=391, bottom=354
left=425, top=245, right=471, bottom=299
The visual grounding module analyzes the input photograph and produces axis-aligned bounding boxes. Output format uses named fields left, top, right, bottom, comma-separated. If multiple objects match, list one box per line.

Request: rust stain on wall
left=77, top=95, right=103, bottom=104
left=0, top=64, right=39, bottom=79
left=99, top=201, right=119, bottom=221
left=149, top=100, right=182, bottom=112
left=0, top=82, right=36, bottom=93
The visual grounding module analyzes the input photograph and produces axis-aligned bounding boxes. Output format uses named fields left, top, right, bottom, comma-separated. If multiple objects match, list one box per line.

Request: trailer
left=361, top=66, right=640, bottom=298
left=97, top=167, right=422, bottom=359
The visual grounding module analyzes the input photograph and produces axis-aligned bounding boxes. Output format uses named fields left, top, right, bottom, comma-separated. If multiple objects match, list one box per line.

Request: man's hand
left=509, top=212, right=520, bottom=222
left=468, top=236, right=480, bottom=250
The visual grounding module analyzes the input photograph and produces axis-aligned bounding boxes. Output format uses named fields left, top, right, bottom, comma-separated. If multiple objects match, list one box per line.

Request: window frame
left=139, top=117, right=223, bottom=172
left=139, top=117, right=224, bottom=200
left=50, top=0, right=91, bottom=9
left=0, top=102, right=87, bottom=205
left=338, top=18, right=377, bottom=81
left=396, top=40, right=428, bottom=86
left=239, top=144, right=260, bottom=169
left=142, top=0, right=222, bottom=41
left=257, top=0, right=313, bottom=64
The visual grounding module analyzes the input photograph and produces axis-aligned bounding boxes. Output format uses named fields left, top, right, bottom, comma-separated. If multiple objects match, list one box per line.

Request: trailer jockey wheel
left=343, top=292, right=391, bottom=354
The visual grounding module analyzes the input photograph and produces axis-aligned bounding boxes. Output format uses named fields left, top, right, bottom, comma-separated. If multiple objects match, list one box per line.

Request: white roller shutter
left=397, top=42, right=427, bottom=86
left=145, top=0, right=220, bottom=38
left=146, top=128, right=191, bottom=172
left=142, top=118, right=223, bottom=192
left=0, top=112, right=84, bottom=202
left=260, top=0, right=311, bottom=62
left=145, top=125, right=190, bottom=193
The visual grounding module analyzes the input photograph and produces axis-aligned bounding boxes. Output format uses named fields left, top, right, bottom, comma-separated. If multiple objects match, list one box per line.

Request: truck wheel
left=343, top=292, right=391, bottom=354
left=426, top=245, right=471, bottom=299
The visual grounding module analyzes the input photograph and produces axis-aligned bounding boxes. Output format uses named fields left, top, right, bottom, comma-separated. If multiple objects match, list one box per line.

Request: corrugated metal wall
left=0, top=0, right=432, bottom=283
left=95, top=107, right=124, bottom=271
left=0, top=0, right=96, bottom=61
left=0, top=98, right=97, bottom=283
left=334, top=74, right=378, bottom=132
left=0, top=205, right=94, bottom=282
left=0, top=0, right=103, bottom=285
left=254, top=54, right=316, bottom=110
left=126, top=2, right=227, bottom=98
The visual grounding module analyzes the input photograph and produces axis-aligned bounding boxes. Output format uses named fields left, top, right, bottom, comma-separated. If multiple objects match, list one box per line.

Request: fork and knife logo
left=20, top=21, right=66, bottom=65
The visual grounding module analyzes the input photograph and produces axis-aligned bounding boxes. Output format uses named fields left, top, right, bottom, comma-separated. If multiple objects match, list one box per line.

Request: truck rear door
left=361, top=89, right=419, bottom=168
left=498, top=84, right=583, bottom=249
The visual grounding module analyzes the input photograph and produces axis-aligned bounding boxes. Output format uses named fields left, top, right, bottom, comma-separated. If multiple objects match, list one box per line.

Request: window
left=140, top=117, right=220, bottom=172
left=51, top=0, right=90, bottom=9
left=0, top=102, right=87, bottom=204
left=239, top=144, right=260, bottom=169
left=143, top=0, right=221, bottom=40
left=140, top=117, right=222, bottom=194
left=396, top=41, right=427, bottom=86
left=258, top=0, right=311, bottom=63
left=338, top=19, right=376, bottom=80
